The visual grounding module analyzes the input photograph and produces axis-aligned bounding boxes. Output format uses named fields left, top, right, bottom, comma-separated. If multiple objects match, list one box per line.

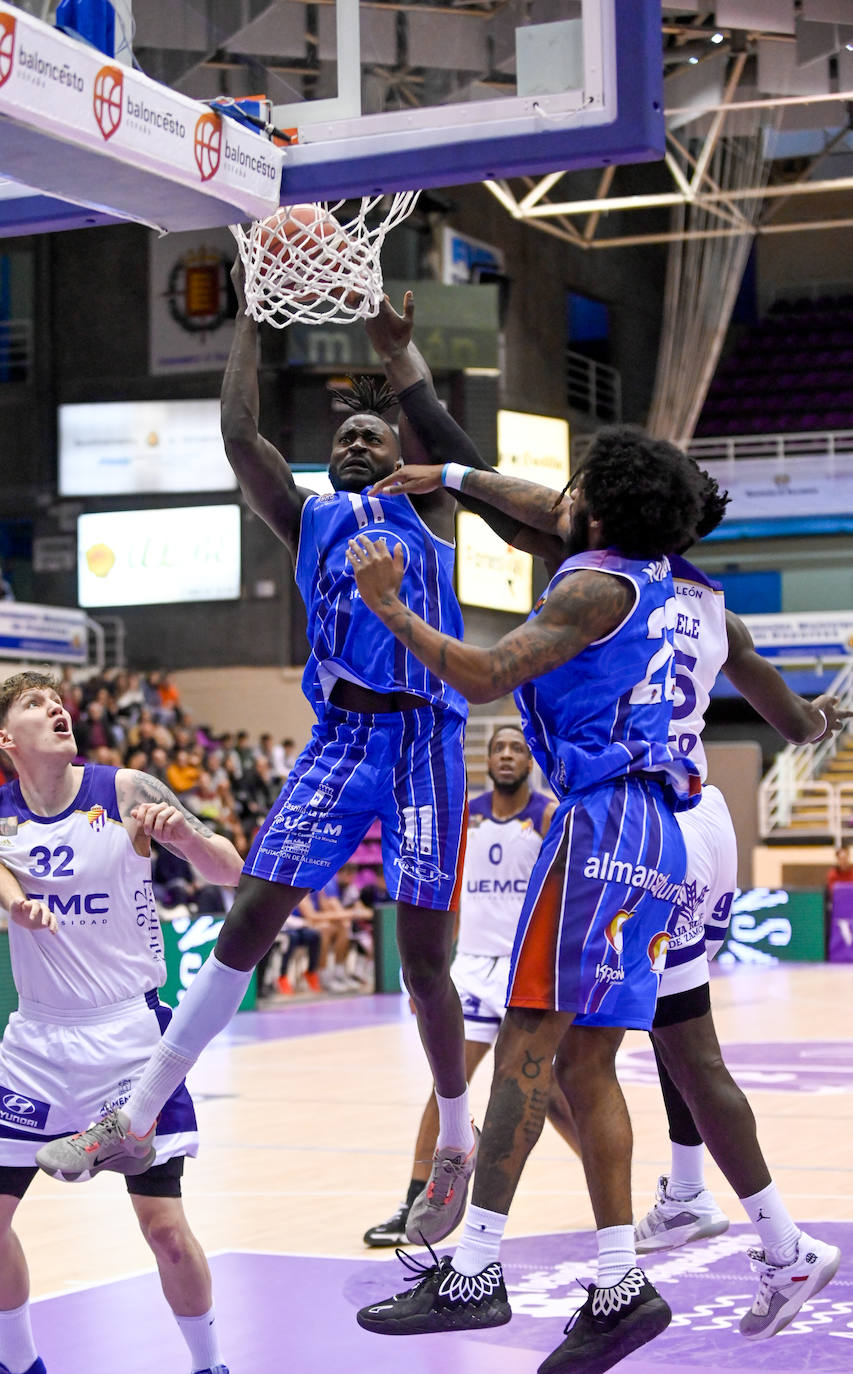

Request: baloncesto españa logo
left=93, top=64, right=123, bottom=140
left=0, top=12, right=17, bottom=90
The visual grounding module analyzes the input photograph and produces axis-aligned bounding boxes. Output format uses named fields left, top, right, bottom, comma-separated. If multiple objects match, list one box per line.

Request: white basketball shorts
left=0, top=990, right=199, bottom=1168
left=660, top=784, right=738, bottom=999
left=451, top=951, right=510, bottom=1045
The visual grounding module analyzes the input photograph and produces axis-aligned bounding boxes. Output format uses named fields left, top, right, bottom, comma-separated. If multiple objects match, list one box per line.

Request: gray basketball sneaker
left=35, top=1108, right=156, bottom=1181
left=406, top=1126, right=480, bottom=1245
left=635, top=1175, right=730, bottom=1253
left=740, top=1232, right=841, bottom=1340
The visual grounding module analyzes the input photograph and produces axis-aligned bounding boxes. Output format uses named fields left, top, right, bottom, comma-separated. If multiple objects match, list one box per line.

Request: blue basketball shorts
left=507, top=776, right=687, bottom=1031
left=244, top=705, right=468, bottom=912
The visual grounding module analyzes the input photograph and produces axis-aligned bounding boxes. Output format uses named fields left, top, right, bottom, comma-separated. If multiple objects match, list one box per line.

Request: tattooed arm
left=346, top=535, right=633, bottom=704
left=115, top=770, right=245, bottom=886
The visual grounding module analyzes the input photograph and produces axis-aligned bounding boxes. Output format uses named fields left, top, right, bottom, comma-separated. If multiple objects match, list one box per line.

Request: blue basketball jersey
left=514, top=548, right=699, bottom=806
left=295, top=490, right=467, bottom=720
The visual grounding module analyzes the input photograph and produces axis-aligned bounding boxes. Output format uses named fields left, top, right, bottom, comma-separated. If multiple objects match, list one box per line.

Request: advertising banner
left=0, top=601, right=87, bottom=664
left=160, top=911, right=256, bottom=1011
left=0, top=2, right=283, bottom=224
left=716, top=888, right=825, bottom=966
left=740, top=611, right=853, bottom=663
left=149, top=228, right=238, bottom=376
left=457, top=409, right=569, bottom=614
left=828, top=883, right=853, bottom=964
left=702, top=451, right=853, bottom=537
left=77, top=505, right=241, bottom=608
left=60, top=399, right=237, bottom=494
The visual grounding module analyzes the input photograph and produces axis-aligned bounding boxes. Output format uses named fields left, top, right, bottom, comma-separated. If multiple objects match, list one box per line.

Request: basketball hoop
left=231, top=192, right=420, bottom=328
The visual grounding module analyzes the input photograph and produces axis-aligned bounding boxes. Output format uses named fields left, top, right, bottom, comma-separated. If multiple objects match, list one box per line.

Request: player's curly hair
left=574, top=426, right=705, bottom=559
left=0, top=670, right=59, bottom=728
left=693, top=465, right=730, bottom=540
left=329, top=375, right=398, bottom=417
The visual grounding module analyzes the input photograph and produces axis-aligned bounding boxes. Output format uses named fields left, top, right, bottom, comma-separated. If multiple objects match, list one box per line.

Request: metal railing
left=0, top=319, right=34, bottom=384
left=86, top=615, right=126, bottom=670
left=566, top=351, right=621, bottom=424
left=759, top=659, right=853, bottom=842
left=688, top=429, right=853, bottom=464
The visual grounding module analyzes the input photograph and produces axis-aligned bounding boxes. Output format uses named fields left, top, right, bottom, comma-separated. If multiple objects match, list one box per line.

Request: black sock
left=406, top=1177, right=425, bottom=1208
left=651, top=1037, right=703, bottom=1147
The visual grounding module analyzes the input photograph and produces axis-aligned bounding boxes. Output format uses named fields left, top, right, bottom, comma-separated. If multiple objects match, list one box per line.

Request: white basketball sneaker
left=635, top=1175, right=730, bottom=1253
left=740, top=1231, right=841, bottom=1340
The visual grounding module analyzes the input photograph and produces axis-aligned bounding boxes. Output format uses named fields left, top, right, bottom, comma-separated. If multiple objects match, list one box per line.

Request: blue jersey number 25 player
left=349, top=430, right=706, bottom=1374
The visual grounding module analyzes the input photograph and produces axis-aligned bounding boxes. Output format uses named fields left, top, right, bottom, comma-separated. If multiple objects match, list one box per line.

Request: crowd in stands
left=0, top=666, right=381, bottom=999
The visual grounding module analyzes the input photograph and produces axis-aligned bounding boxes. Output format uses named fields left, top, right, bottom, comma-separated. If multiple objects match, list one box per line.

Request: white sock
left=435, top=1089, right=475, bottom=1153
left=596, top=1225, right=637, bottom=1287
left=126, top=955, right=252, bottom=1133
left=740, top=1181, right=799, bottom=1266
left=0, top=1299, right=38, bottom=1374
left=453, top=1205, right=508, bottom=1276
left=667, top=1142, right=706, bottom=1198
left=175, top=1306, right=223, bottom=1373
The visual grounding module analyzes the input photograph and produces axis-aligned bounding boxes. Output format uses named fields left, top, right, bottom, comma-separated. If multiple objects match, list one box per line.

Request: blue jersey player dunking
left=37, top=268, right=508, bottom=1232
left=347, top=426, right=705, bottom=1374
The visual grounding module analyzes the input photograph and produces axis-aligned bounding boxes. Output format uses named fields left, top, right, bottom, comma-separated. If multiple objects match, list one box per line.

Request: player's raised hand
left=365, top=291, right=414, bottom=359
left=9, top=897, right=58, bottom=935
left=370, top=463, right=444, bottom=497
left=346, top=535, right=405, bottom=609
left=131, top=801, right=196, bottom=848
left=811, top=694, right=852, bottom=738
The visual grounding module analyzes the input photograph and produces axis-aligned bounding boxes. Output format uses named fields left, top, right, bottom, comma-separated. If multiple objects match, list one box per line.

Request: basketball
left=254, top=203, right=361, bottom=305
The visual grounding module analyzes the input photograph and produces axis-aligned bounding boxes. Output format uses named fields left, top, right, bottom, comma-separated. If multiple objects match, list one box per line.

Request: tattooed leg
left=470, top=1007, right=573, bottom=1214
left=554, top=1023, right=631, bottom=1227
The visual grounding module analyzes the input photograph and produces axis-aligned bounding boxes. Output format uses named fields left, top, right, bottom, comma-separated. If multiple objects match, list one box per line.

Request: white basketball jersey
left=0, top=764, right=165, bottom=1012
left=457, top=790, right=551, bottom=958
left=669, top=555, right=728, bottom=784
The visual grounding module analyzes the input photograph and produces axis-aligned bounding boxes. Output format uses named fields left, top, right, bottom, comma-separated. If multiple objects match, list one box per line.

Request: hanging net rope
left=231, top=192, right=420, bottom=328
left=647, top=58, right=782, bottom=448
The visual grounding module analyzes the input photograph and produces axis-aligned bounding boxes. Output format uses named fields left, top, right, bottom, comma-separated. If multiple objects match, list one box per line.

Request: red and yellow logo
left=604, top=910, right=633, bottom=955
left=0, top=13, right=16, bottom=90
left=85, top=543, right=115, bottom=578
left=93, top=65, right=123, bottom=141
left=647, top=931, right=672, bottom=974
left=194, top=112, right=222, bottom=182
left=86, top=804, right=106, bottom=831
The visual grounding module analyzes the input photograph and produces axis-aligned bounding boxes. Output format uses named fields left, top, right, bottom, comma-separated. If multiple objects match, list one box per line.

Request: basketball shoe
left=405, top=1127, right=480, bottom=1245
left=635, top=1175, right=729, bottom=1253
left=740, top=1231, right=841, bottom=1340
left=538, top=1268, right=671, bottom=1374
left=197, top=1367, right=229, bottom=1373
left=363, top=1202, right=411, bottom=1248
left=35, top=1109, right=156, bottom=1180
left=0, top=1360, right=46, bottom=1373
left=356, top=1248, right=510, bottom=1335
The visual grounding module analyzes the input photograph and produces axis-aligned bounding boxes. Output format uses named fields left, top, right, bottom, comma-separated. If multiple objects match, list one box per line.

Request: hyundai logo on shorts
left=2, top=1094, right=35, bottom=1115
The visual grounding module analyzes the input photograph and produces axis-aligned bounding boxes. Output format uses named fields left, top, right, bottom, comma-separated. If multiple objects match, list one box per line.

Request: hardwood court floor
left=15, top=962, right=853, bottom=1370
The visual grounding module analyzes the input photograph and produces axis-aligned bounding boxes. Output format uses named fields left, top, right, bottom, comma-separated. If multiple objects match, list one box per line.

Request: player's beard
left=490, top=773, right=527, bottom=797
left=565, top=504, right=591, bottom=557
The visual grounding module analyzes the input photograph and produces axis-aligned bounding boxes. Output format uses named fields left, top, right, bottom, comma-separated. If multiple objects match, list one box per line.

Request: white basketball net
left=231, top=191, right=420, bottom=328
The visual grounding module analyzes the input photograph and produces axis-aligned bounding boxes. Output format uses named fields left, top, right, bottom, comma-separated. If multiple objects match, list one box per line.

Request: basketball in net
left=231, top=192, right=419, bottom=328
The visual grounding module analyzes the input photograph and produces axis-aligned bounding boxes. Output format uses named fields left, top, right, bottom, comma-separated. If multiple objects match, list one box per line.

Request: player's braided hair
left=329, top=375, right=398, bottom=417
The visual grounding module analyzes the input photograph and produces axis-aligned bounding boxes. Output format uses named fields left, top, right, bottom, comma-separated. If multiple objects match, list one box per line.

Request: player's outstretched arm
left=723, top=611, right=851, bottom=743
left=221, top=258, right=307, bottom=558
left=366, top=294, right=564, bottom=564
left=0, top=863, right=58, bottom=934
left=116, top=770, right=245, bottom=887
left=372, top=463, right=569, bottom=543
left=347, top=535, right=631, bottom=703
